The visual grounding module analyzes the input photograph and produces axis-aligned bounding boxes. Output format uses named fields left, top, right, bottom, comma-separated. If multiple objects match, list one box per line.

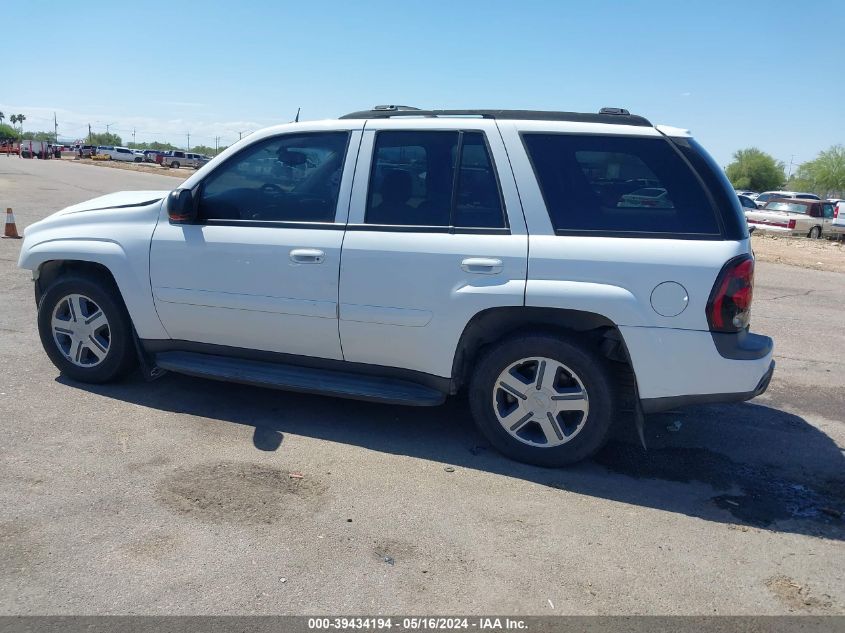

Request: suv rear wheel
left=37, top=275, right=138, bottom=383
left=808, top=226, right=821, bottom=239
left=469, top=334, right=615, bottom=467
left=170, top=161, right=180, bottom=169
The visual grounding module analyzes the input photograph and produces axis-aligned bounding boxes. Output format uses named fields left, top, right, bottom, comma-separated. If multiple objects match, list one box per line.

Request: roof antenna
left=294, top=107, right=301, bottom=123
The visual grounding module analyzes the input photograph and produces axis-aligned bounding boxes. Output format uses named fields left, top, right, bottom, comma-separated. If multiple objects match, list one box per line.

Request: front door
left=338, top=121, right=528, bottom=378
left=150, top=126, right=361, bottom=360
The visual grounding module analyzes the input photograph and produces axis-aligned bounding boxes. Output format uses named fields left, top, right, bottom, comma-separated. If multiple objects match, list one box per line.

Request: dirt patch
left=67, top=156, right=189, bottom=179
left=124, top=529, right=179, bottom=561
left=372, top=538, right=419, bottom=565
left=752, top=233, right=845, bottom=273
left=0, top=520, right=41, bottom=577
left=765, top=575, right=834, bottom=612
left=157, top=461, right=326, bottom=525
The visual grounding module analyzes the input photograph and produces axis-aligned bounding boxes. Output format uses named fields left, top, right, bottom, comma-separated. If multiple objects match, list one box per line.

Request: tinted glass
left=738, top=195, right=756, bottom=209
left=822, top=204, right=834, bottom=218
left=366, top=131, right=505, bottom=228
left=454, top=132, right=506, bottom=228
left=198, top=132, right=349, bottom=223
left=523, top=134, right=720, bottom=235
left=795, top=194, right=820, bottom=200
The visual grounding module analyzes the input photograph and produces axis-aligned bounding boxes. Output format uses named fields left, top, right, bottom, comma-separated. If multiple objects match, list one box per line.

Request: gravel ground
left=752, top=233, right=845, bottom=273
left=0, top=157, right=843, bottom=615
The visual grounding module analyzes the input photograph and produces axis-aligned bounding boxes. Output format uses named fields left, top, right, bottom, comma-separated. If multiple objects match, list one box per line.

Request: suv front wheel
left=37, top=275, right=138, bottom=383
left=469, top=334, right=616, bottom=467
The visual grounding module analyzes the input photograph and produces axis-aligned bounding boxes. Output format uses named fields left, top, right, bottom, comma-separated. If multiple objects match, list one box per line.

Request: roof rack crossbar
left=339, top=108, right=651, bottom=126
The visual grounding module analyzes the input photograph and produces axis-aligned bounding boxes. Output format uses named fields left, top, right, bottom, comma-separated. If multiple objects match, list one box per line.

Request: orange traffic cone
left=3, top=208, right=22, bottom=239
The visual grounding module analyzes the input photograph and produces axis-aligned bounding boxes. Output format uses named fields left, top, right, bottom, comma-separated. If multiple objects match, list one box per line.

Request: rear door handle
left=461, top=257, right=503, bottom=274
left=290, top=248, right=325, bottom=264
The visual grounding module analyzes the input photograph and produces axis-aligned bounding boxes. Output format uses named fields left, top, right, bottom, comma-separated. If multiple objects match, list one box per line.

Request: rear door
left=498, top=120, right=746, bottom=333
left=338, top=119, right=527, bottom=378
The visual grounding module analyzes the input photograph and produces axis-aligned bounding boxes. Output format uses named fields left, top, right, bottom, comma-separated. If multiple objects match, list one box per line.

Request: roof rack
left=339, top=106, right=651, bottom=127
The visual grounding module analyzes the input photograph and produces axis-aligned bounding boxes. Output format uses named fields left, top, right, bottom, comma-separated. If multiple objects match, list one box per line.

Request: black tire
left=37, top=274, right=138, bottom=383
left=469, top=333, right=616, bottom=467
left=170, top=161, right=180, bottom=169
left=808, top=226, right=821, bottom=239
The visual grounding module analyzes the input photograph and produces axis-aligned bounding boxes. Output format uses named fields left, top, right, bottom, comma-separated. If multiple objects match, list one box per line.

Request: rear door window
left=522, top=134, right=720, bottom=236
left=365, top=130, right=506, bottom=229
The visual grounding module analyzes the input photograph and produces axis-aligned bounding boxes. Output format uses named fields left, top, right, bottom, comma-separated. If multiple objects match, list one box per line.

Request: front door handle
left=290, top=248, right=325, bottom=264
left=461, top=257, right=503, bottom=274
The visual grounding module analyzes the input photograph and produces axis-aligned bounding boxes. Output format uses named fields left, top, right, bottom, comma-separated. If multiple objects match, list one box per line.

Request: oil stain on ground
left=157, top=461, right=326, bottom=525
left=593, top=441, right=844, bottom=529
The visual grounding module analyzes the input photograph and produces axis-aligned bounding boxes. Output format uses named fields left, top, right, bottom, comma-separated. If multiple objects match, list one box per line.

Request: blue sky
left=3, top=0, right=843, bottom=167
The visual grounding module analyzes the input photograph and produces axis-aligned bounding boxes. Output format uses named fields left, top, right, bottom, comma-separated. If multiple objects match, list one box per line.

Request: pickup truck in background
left=155, top=150, right=207, bottom=169
left=745, top=198, right=836, bottom=238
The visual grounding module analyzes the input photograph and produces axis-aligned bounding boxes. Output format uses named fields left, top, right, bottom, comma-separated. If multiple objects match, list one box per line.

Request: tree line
left=726, top=145, right=844, bottom=197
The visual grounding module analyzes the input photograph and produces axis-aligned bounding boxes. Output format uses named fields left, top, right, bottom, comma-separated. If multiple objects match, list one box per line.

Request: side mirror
left=167, top=188, right=197, bottom=223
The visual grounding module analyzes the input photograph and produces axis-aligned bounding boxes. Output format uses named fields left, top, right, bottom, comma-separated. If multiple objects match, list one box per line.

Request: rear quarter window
left=522, top=133, right=722, bottom=237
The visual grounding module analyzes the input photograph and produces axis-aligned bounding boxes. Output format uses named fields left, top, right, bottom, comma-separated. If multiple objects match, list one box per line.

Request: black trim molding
left=141, top=339, right=453, bottom=394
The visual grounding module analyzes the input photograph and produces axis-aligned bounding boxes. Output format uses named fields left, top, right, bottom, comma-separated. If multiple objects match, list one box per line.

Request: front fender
left=20, top=238, right=168, bottom=340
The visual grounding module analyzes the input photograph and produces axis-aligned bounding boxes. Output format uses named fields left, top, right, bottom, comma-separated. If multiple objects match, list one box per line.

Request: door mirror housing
left=167, top=188, right=197, bottom=223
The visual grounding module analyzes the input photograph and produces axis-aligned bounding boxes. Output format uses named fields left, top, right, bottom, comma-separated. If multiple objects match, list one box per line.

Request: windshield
left=765, top=201, right=809, bottom=214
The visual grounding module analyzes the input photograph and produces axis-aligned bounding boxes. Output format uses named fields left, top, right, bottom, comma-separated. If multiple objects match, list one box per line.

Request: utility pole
left=787, top=154, right=796, bottom=180
left=186, top=132, right=190, bottom=151
left=215, top=136, right=219, bottom=155
left=53, top=112, right=58, bottom=144
left=88, top=123, right=92, bottom=143
left=239, top=131, right=243, bottom=140
left=132, top=128, right=136, bottom=146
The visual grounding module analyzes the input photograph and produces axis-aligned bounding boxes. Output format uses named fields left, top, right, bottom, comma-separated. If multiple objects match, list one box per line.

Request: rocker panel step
left=154, top=351, right=446, bottom=407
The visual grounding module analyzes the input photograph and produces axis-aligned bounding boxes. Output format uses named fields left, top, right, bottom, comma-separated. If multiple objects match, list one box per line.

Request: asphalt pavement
left=1, top=157, right=842, bottom=615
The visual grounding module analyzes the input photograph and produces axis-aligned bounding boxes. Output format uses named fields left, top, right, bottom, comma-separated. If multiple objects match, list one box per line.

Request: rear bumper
left=641, top=360, right=774, bottom=414
left=619, top=326, right=775, bottom=413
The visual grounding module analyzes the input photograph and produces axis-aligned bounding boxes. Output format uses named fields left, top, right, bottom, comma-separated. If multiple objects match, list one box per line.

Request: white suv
left=17, top=106, right=775, bottom=466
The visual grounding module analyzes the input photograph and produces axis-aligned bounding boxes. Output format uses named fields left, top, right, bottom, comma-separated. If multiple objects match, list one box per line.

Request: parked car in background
left=745, top=198, right=835, bottom=238
left=738, top=195, right=757, bottom=211
left=142, top=150, right=162, bottom=163
left=735, top=190, right=758, bottom=199
left=155, top=150, right=203, bottom=169
left=755, top=191, right=821, bottom=207
left=97, top=146, right=139, bottom=162
left=132, top=150, right=146, bottom=162
left=76, top=144, right=96, bottom=158
left=617, top=187, right=672, bottom=208
left=830, top=200, right=845, bottom=237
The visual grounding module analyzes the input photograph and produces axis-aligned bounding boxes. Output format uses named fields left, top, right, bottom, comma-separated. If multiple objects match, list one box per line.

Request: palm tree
left=16, top=114, right=25, bottom=134
left=9, top=114, right=17, bottom=128
left=0, top=112, right=4, bottom=125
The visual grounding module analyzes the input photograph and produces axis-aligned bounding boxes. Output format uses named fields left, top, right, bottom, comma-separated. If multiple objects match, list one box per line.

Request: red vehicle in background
left=0, top=141, right=20, bottom=156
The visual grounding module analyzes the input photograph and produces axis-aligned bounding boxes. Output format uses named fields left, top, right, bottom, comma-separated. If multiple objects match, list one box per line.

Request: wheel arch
left=35, top=259, right=121, bottom=305
left=23, top=237, right=169, bottom=340
left=450, top=306, right=636, bottom=399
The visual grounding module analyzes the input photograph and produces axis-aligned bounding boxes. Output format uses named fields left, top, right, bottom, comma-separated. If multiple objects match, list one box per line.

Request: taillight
left=707, top=254, right=754, bottom=332
left=836, top=204, right=840, bottom=219
left=787, top=219, right=796, bottom=229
